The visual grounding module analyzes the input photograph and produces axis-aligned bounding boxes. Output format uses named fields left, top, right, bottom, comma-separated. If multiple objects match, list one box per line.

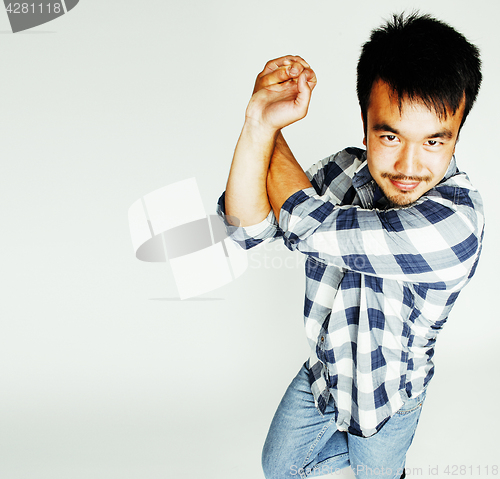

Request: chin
left=387, top=195, right=418, bottom=207
left=382, top=187, right=421, bottom=207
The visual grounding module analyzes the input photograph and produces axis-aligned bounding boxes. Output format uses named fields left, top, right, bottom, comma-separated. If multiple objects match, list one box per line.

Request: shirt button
left=321, top=336, right=325, bottom=342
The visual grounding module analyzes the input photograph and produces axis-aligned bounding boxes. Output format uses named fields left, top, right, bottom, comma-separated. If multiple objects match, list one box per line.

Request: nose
left=394, top=144, right=421, bottom=178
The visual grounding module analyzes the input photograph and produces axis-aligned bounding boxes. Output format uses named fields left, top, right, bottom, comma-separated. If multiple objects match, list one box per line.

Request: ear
left=454, top=130, right=461, bottom=153
left=361, top=111, right=367, bottom=146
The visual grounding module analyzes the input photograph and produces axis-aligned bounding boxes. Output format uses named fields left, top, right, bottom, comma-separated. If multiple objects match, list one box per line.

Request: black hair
left=356, top=12, right=482, bottom=130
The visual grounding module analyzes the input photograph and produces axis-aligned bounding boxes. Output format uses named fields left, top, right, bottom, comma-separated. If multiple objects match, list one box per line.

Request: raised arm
left=252, top=56, right=317, bottom=221
left=224, top=56, right=316, bottom=226
left=267, top=132, right=313, bottom=222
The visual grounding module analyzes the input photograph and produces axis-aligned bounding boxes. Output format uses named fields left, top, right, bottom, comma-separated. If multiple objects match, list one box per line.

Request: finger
left=263, top=78, right=299, bottom=93
left=303, top=68, right=318, bottom=91
left=254, top=65, right=295, bottom=93
left=254, top=56, right=314, bottom=95
left=282, top=55, right=310, bottom=69
left=256, top=61, right=316, bottom=92
left=288, top=60, right=306, bottom=78
left=266, top=62, right=305, bottom=84
left=260, top=55, right=310, bottom=76
left=286, top=61, right=317, bottom=85
left=295, top=72, right=313, bottom=114
left=289, top=63, right=318, bottom=91
left=264, top=65, right=298, bottom=85
left=255, top=67, right=317, bottom=95
left=280, top=56, right=310, bottom=71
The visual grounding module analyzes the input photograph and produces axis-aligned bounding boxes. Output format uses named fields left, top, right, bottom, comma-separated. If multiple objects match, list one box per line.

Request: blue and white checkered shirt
left=217, top=147, right=484, bottom=437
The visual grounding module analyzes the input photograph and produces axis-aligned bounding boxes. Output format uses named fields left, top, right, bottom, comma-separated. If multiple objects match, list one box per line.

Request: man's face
left=364, top=79, right=465, bottom=206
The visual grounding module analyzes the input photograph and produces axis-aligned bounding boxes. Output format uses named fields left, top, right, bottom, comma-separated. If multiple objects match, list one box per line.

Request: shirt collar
left=441, top=155, right=458, bottom=182
left=351, top=151, right=371, bottom=190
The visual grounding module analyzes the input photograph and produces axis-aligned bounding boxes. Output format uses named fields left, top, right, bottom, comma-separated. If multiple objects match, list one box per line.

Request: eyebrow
left=372, top=123, right=454, bottom=140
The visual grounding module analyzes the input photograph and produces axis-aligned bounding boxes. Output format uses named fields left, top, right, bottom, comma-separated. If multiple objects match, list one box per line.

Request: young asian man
left=218, top=12, right=483, bottom=479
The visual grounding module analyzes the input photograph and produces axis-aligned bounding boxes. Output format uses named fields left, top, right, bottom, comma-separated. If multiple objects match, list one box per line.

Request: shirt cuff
left=216, top=191, right=281, bottom=248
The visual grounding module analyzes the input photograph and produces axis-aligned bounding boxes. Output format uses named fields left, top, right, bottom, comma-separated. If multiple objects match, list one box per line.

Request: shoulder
left=306, top=147, right=366, bottom=197
left=306, top=147, right=365, bottom=180
left=425, top=170, right=484, bottom=232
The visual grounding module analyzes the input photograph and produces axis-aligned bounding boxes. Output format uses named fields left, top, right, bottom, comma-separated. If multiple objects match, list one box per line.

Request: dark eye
left=384, top=135, right=397, bottom=141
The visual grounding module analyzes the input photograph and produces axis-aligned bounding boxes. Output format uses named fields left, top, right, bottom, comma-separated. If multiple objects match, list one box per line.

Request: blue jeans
left=262, top=363, right=426, bottom=479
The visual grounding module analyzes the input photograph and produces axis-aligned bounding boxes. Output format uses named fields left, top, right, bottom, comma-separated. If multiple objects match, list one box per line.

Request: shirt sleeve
left=305, top=147, right=365, bottom=199
left=216, top=191, right=283, bottom=250
left=278, top=181, right=484, bottom=286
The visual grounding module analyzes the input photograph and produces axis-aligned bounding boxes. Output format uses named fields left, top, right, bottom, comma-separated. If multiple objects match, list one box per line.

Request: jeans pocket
left=395, top=390, right=426, bottom=415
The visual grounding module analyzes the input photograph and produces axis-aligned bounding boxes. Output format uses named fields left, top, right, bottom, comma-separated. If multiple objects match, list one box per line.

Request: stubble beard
left=379, top=173, right=432, bottom=208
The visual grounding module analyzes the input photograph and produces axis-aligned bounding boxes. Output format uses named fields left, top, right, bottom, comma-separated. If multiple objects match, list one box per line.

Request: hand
left=245, top=55, right=318, bottom=132
left=253, top=55, right=317, bottom=94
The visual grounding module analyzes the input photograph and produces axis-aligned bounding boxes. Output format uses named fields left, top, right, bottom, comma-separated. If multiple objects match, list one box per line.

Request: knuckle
left=265, top=57, right=281, bottom=69
left=278, top=67, right=289, bottom=79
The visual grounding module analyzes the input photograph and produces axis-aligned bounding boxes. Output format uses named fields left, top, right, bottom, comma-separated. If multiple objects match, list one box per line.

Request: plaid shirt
left=217, top=147, right=484, bottom=437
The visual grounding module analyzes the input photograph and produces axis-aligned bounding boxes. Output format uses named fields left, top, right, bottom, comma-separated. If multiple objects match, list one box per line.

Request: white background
left=0, top=0, right=498, bottom=478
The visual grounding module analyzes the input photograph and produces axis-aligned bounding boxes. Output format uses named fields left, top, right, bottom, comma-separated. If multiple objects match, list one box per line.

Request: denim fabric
left=262, top=363, right=425, bottom=479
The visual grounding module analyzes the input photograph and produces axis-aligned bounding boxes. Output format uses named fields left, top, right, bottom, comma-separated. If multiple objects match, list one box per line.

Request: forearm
left=267, top=132, right=313, bottom=221
left=225, top=120, right=278, bottom=226
left=225, top=55, right=315, bottom=226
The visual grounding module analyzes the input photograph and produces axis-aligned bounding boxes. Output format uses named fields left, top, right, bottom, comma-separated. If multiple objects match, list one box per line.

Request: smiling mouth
left=389, top=179, right=420, bottom=191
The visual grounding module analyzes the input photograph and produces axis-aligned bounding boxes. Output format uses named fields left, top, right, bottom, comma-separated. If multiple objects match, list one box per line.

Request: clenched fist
left=245, top=55, right=317, bottom=132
